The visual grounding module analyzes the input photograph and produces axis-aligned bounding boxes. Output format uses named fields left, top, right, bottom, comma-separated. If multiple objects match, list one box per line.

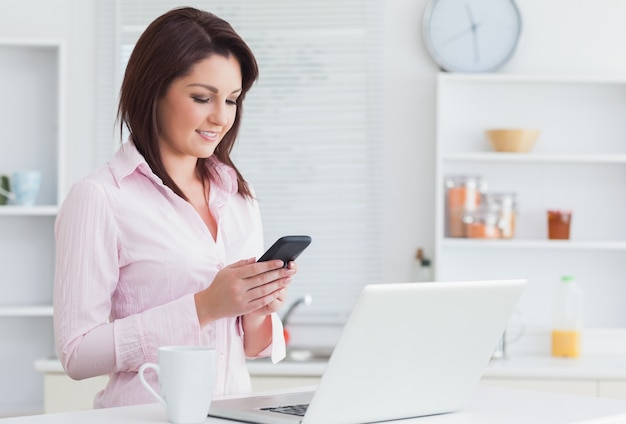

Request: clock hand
left=441, top=22, right=482, bottom=50
left=465, top=3, right=477, bottom=27
left=465, top=4, right=482, bottom=64
left=441, top=25, right=475, bottom=46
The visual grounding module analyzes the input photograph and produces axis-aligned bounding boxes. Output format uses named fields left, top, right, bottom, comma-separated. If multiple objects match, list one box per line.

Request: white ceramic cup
left=11, top=170, right=42, bottom=206
left=139, top=346, right=217, bottom=424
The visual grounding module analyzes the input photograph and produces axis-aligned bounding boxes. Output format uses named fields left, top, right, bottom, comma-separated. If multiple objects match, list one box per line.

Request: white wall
left=0, top=0, right=96, bottom=188
left=382, top=0, right=438, bottom=282
left=2, top=0, right=626, bottom=311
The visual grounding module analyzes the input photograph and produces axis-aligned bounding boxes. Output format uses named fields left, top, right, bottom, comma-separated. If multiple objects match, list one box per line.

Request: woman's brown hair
left=117, top=7, right=258, bottom=199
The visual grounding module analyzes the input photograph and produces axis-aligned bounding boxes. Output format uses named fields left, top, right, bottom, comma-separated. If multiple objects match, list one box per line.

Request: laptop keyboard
left=261, top=403, right=309, bottom=417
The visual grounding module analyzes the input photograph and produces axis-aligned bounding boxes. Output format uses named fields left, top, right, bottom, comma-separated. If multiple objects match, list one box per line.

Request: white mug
left=139, top=346, right=217, bottom=424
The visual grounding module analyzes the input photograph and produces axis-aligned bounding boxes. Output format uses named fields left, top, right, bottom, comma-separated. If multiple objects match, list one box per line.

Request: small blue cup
left=12, top=171, right=42, bottom=206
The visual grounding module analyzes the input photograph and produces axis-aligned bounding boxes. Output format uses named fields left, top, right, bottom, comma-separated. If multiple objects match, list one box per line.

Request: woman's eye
left=192, top=95, right=238, bottom=106
left=192, top=97, right=210, bottom=104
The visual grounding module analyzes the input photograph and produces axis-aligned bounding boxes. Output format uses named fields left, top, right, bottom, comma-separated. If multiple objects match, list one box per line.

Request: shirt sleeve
left=54, top=180, right=120, bottom=379
left=54, top=180, right=203, bottom=379
left=240, top=312, right=286, bottom=363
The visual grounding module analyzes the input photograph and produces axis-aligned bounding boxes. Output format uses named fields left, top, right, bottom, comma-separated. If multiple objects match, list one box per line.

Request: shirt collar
left=108, top=140, right=153, bottom=187
left=108, top=139, right=239, bottom=196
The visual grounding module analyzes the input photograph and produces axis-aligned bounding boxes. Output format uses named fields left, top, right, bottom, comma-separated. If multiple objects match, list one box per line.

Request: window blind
left=96, top=0, right=384, bottom=324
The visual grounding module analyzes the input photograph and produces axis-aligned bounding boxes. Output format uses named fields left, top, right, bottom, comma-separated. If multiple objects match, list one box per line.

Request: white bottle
left=551, top=275, right=583, bottom=357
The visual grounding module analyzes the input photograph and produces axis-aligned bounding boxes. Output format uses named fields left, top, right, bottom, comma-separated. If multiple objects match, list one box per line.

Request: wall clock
left=422, top=0, right=522, bottom=73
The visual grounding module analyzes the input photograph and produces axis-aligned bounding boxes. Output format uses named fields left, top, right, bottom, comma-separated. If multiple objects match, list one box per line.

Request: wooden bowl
left=485, top=129, right=540, bottom=153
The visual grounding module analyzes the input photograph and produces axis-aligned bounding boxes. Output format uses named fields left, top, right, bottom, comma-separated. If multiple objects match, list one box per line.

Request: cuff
left=270, top=312, right=286, bottom=364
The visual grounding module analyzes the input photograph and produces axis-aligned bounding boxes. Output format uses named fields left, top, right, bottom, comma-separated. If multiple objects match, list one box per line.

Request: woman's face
left=156, top=54, right=242, bottom=164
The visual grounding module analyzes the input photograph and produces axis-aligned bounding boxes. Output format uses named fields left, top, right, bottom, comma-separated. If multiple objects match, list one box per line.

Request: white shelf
left=0, top=38, right=64, bottom=417
left=0, top=38, right=64, bottom=47
left=0, top=306, right=53, bottom=317
left=442, top=153, right=626, bottom=164
left=434, top=71, right=626, bottom=330
left=34, top=357, right=63, bottom=373
left=442, top=239, right=626, bottom=251
left=0, top=205, right=59, bottom=216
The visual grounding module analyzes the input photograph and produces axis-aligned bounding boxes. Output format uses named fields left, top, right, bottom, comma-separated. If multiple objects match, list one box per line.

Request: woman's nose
left=208, top=103, right=228, bottom=126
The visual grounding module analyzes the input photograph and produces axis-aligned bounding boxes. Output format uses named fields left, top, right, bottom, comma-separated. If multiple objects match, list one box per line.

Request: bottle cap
left=561, top=275, right=575, bottom=282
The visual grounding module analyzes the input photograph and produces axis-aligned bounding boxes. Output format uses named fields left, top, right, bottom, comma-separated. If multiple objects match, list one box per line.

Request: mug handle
left=138, top=362, right=166, bottom=407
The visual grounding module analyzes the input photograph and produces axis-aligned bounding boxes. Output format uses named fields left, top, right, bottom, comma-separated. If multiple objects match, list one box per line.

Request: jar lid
left=463, top=205, right=501, bottom=224
left=484, top=192, right=518, bottom=208
left=548, top=209, right=572, bottom=215
left=444, top=175, right=483, bottom=188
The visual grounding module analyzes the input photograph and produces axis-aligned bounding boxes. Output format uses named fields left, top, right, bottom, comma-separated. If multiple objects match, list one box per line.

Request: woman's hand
left=247, top=260, right=298, bottom=318
left=194, top=258, right=296, bottom=326
left=240, top=260, right=297, bottom=356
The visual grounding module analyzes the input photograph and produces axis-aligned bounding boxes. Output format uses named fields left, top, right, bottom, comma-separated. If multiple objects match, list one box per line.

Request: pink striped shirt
left=54, top=142, right=285, bottom=408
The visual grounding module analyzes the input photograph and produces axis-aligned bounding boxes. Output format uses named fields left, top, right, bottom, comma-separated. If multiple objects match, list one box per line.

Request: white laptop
left=209, top=279, right=526, bottom=424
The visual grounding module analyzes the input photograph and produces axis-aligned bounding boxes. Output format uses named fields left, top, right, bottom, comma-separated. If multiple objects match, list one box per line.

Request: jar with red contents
left=547, top=210, right=572, bottom=240
left=463, top=205, right=502, bottom=239
left=444, top=175, right=485, bottom=237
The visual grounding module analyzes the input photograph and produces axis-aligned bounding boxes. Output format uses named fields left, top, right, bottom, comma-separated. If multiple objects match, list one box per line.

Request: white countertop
left=36, top=353, right=626, bottom=380
left=485, top=354, right=626, bottom=380
left=3, top=385, right=626, bottom=423
left=245, top=353, right=626, bottom=380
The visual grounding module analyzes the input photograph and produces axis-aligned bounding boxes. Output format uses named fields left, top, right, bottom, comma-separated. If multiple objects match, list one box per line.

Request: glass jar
left=547, top=210, right=572, bottom=240
left=483, top=192, right=518, bottom=239
left=444, top=175, right=485, bottom=238
left=463, top=205, right=502, bottom=239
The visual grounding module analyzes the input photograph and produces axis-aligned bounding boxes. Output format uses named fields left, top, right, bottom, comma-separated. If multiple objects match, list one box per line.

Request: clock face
left=423, top=0, right=522, bottom=72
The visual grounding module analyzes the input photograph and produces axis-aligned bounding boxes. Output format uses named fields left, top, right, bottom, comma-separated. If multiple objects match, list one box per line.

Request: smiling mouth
left=196, top=130, right=219, bottom=142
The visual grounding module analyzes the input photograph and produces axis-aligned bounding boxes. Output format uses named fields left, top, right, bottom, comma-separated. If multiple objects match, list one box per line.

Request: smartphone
left=257, top=235, right=312, bottom=268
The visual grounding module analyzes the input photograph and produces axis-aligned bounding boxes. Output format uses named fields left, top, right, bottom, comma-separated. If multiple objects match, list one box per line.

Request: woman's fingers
left=246, top=287, right=288, bottom=317
left=200, top=259, right=297, bottom=320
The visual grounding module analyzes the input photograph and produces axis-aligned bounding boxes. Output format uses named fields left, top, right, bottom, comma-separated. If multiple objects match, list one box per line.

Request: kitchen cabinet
left=599, top=381, right=626, bottom=400
left=42, top=375, right=108, bottom=414
left=33, top=359, right=107, bottom=414
left=433, top=72, right=626, bottom=330
left=0, top=39, right=65, bottom=417
left=481, top=351, right=626, bottom=399
left=481, top=377, right=626, bottom=400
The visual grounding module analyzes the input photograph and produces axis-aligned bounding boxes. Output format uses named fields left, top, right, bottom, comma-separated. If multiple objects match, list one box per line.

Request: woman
left=54, top=7, right=293, bottom=408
